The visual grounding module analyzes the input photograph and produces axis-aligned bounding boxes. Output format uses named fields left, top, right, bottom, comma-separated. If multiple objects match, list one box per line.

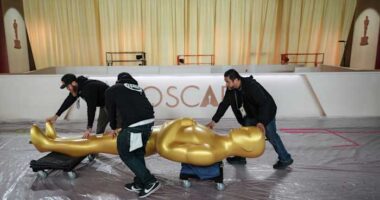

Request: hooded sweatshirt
left=105, top=78, right=154, bottom=129
left=212, top=76, right=277, bottom=126
left=56, top=76, right=109, bottom=129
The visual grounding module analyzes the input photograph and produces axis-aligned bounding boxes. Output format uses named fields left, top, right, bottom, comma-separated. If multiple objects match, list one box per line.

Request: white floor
left=1, top=117, right=380, bottom=199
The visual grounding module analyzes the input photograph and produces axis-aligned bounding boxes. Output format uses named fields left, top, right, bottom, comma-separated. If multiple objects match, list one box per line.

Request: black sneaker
left=124, top=182, right=142, bottom=193
left=139, top=181, right=161, bottom=198
left=273, top=158, right=293, bottom=169
left=226, top=156, right=247, bottom=165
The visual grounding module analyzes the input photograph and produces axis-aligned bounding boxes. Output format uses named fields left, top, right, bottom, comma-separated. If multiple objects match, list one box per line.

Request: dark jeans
left=242, top=118, right=292, bottom=162
left=117, top=123, right=156, bottom=188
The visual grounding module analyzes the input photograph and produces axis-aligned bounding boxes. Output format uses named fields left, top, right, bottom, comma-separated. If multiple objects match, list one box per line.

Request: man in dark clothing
left=206, top=69, right=293, bottom=169
left=105, top=72, right=160, bottom=198
left=46, top=73, right=109, bottom=138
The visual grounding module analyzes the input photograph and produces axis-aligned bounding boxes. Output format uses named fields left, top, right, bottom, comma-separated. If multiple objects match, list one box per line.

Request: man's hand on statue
left=82, top=128, right=92, bottom=139
left=46, top=115, right=58, bottom=123
left=257, top=123, right=266, bottom=135
left=206, top=121, right=216, bottom=129
left=105, top=130, right=117, bottom=138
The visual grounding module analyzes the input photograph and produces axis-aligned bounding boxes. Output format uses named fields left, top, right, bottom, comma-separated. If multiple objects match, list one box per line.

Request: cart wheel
left=88, top=154, right=96, bottom=162
left=216, top=183, right=225, bottom=191
left=182, top=180, right=191, bottom=188
left=67, top=171, right=77, bottom=179
left=37, top=170, right=48, bottom=178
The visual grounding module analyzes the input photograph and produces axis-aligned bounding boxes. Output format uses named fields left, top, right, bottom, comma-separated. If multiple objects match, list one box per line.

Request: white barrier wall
left=306, top=73, right=380, bottom=117
left=0, top=72, right=379, bottom=121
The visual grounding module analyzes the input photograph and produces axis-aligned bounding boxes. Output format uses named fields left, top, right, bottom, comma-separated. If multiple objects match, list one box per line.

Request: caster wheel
left=216, top=183, right=225, bottom=191
left=37, top=170, right=48, bottom=178
left=88, top=154, right=96, bottom=162
left=67, top=171, right=77, bottom=179
left=182, top=180, right=191, bottom=188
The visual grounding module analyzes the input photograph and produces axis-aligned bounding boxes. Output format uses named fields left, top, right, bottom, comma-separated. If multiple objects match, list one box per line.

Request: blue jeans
left=117, top=123, right=156, bottom=188
left=242, top=118, right=292, bottom=162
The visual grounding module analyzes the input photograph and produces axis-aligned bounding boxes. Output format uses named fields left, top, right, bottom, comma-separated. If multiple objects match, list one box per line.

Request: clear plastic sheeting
left=1, top=118, right=380, bottom=199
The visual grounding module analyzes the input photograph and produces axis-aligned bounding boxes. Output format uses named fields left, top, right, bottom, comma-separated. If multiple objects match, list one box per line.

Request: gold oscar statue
left=30, top=118, right=265, bottom=166
left=13, top=19, right=21, bottom=49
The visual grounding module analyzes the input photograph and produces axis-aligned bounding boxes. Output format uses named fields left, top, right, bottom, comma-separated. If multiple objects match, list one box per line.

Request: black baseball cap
left=60, top=73, right=77, bottom=89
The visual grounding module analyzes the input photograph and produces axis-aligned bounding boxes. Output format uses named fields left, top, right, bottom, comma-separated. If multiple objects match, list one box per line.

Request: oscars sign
left=99, top=75, right=229, bottom=119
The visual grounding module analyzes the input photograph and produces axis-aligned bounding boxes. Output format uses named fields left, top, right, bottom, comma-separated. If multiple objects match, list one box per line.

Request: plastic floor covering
left=1, top=118, right=380, bottom=200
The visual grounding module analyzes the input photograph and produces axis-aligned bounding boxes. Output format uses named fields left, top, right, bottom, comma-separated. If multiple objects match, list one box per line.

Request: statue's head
left=230, top=127, right=265, bottom=157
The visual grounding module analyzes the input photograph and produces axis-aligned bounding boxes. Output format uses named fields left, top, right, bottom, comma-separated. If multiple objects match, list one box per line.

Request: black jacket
left=105, top=78, right=154, bottom=130
left=212, top=76, right=277, bottom=126
left=56, top=76, right=109, bottom=129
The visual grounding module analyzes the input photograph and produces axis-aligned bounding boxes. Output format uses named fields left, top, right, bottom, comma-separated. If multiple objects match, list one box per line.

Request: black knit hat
left=117, top=72, right=133, bottom=81
left=117, top=72, right=138, bottom=84
left=60, top=73, right=77, bottom=89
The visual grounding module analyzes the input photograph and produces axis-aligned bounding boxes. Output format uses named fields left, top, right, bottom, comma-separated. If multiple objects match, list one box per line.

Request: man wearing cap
left=106, top=72, right=160, bottom=198
left=206, top=69, right=293, bottom=169
left=46, top=73, right=109, bottom=138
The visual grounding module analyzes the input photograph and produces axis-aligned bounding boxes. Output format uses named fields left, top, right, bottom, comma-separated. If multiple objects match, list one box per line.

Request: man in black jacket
left=206, top=69, right=293, bottom=169
left=105, top=72, right=160, bottom=198
left=46, top=73, right=109, bottom=138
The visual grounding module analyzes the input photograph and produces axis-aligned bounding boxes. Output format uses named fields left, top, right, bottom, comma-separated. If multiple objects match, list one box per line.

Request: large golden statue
left=31, top=118, right=265, bottom=166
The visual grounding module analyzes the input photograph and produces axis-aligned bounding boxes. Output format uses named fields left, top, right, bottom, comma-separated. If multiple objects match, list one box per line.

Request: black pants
left=116, top=123, right=156, bottom=188
left=96, top=107, right=122, bottom=134
left=95, top=107, right=108, bottom=134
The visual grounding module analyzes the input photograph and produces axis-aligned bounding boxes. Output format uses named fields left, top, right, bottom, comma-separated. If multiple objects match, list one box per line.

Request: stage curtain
left=23, top=0, right=356, bottom=69
left=23, top=0, right=102, bottom=69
